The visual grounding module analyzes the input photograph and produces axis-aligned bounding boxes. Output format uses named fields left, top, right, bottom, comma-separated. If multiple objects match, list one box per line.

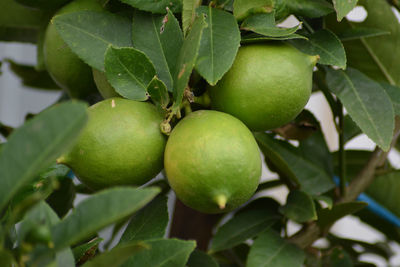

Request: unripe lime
left=164, top=110, right=261, bottom=214
left=44, top=0, right=103, bottom=99
left=92, top=68, right=120, bottom=99
left=58, top=98, right=167, bottom=190
left=209, top=43, right=317, bottom=131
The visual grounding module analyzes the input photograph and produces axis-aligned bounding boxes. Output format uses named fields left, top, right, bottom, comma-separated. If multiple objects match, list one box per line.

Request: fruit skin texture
left=209, top=43, right=317, bottom=131
left=164, top=110, right=261, bottom=214
left=58, top=98, right=167, bottom=190
left=44, top=0, right=102, bottom=99
left=92, top=68, right=120, bottom=99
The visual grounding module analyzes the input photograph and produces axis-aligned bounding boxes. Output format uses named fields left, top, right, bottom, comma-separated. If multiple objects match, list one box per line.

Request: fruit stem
left=215, top=195, right=227, bottom=210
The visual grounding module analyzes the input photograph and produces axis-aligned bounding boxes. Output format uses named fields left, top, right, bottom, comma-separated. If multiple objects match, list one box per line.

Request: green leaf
left=289, top=29, right=346, bottom=69
left=172, top=15, right=207, bottom=110
left=187, top=250, right=218, bottom=267
left=338, top=27, right=390, bottom=42
left=46, top=176, right=76, bottom=218
left=280, top=190, right=317, bottom=223
left=0, top=27, right=38, bottom=43
left=120, top=195, right=169, bottom=243
left=325, top=67, right=394, bottom=151
left=233, top=0, right=274, bottom=21
left=241, top=12, right=300, bottom=37
left=182, top=0, right=202, bottom=35
left=104, top=46, right=155, bottom=101
left=0, top=250, right=16, bottom=267
left=51, top=187, right=160, bottom=250
left=132, top=10, right=183, bottom=92
left=366, top=171, right=400, bottom=217
left=0, top=101, right=88, bottom=212
left=255, top=133, right=335, bottom=195
left=315, top=195, right=333, bottom=209
left=82, top=241, right=148, bottom=267
left=121, top=238, right=196, bottom=267
left=380, top=83, right=400, bottom=116
left=343, top=115, right=362, bottom=143
left=119, top=0, right=182, bottom=13
left=210, top=209, right=280, bottom=253
left=246, top=230, right=305, bottom=267
left=0, top=0, right=45, bottom=28
left=72, top=238, right=103, bottom=264
left=327, top=247, right=353, bottom=267
left=332, top=0, right=357, bottom=21
left=317, top=201, right=367, bottom=228
left=195, top=6, right=240, bottom=85
left=286, top=0, right=333, bottom=18
left=147, top=76, right=170, bottom=109
left=54, top=11, right=132, bottom=71
left=241, top=33, right=307, bottom=43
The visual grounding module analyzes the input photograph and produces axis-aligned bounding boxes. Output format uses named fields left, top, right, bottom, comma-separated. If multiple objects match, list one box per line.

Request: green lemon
left=209, top=42, right=318, bottom=131
left=58, top=98, right=167, bottom=190
left=164, top=110, right=261, bottom=214
left=92, top=68, right=120, bottom=99
left=44, top=0, right=103, bottom=99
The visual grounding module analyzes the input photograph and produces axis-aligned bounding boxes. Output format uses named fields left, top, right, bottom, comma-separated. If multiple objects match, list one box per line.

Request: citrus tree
left=1, top=0, right=400, bottom=266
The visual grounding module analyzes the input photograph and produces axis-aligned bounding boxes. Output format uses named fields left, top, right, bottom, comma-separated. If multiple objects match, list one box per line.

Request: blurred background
left=1, top=4, right=400, bottom=266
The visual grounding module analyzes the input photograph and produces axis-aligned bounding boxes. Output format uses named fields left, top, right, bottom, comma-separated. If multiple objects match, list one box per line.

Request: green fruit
left=164, top=110, right=261, bottom=214
left=58, top=98, right=167, bottom=190
left=25, top=225, right=52, bottom=245
left=92, top=68, right=120, bottom=99
left=15, top=0, right=72, bottom=10
left=209, top=43, right=317, bottom=131
left=44, top=0, right=102, bottom=99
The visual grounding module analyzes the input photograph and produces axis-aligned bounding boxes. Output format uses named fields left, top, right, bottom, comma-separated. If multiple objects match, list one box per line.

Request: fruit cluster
left=45, top=0, right=316, bottom=214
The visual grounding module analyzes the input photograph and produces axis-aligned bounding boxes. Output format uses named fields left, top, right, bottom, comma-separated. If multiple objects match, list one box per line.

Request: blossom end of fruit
left=215, top=194, right=227, bottom=210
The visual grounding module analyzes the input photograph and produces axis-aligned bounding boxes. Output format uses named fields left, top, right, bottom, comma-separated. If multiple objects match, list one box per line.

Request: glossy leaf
left=381, top=83, right=400, bottom=116
left=54, top=11, right=132, bottom=71
left=132, top=10, right=183, bottom=92
left=332, top=0, right=357, bottom=21
left=120, top=195, right=169, bottom=243
left=326, top=67, right=394, bottom=151
left=318, top=201, right=367, bottom=228
left=147, top=76, right=170, bottom=109
left=210, top=209, right=280, bottom=252
left=122, top=239, right=196, bottom=267
left=247, top=230, right=305, bottom=267
left=119, top=0, right=182, bottom=13
left=104, top=46, right=155, bottom=101
left=0, top=101, right=88, bottom=212
left=280, top=190, right=317, bottom=223
left=289, top=29, right=346, bottom=69
left=182, top=0, right=202, bottom=35
left=51, top=187, right=160, bottom=250
left=286, top=0, right=333, bottom=18
left=82, top=242, right=148, bottom=267
left=339, top=27, right=391, bottom=42
left=233, top=0, right=274, bottom=21
left=172, top=15, right=207, bottom=110
left=195, top=6, right=240, bottom=85
left=241, top=12, right=300, bottom=37
left=255, top=133, right=335, bottom=195
left=187, top=250, right=218, bottom=267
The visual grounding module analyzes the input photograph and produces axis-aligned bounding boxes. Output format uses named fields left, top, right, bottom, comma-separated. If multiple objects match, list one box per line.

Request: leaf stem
left=338, top=100, right=346, bottom=197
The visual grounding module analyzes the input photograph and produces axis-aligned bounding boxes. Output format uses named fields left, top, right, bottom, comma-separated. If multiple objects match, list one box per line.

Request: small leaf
left=187, top=250, right=218, bottom=267
left=54, top=11, right=132, bottom=71
left=332, top=0, right=357, bottom=21
left=132, top=10, right=183, bottom=92
left=51, top=187, right=160, bottom=250
left=210, top=209, right=280, bottom=252
left=325, top=67, right=395, bottom=151
left=286, top=0, right=333, bottom=18
left=195, top=6, right=240, bottom=85
left=0, top=101, right=88, bottom=212
left=280, top=190, right=317, bottom=223
left=82, top=241, right=148, bottom=267
left=233, top=0, right=274, bottom=21
left=119, top=195, right=169, bottom=243
left=119, top=0, right=182, bottom=13
left=339, top=27, right=390, bottom=42
left=72, top=238, right=103, bottom=264
left=104, top=46, right=155, bottom=101
left=182, top=0, right=202, bottom=35
left=380, top=83, right=400, bottom=116
left=121, top=239, right=196, bottom=267
left=241, top=12, right=300, bottom=37
left=289, top=29, right=346, bottom=69
left=147, top=77, right=170, bottom=109
left=255, top=133, right=335, bottom=196
left=317, top=201, right=367, bottom=228
left=246, top=230, right=305, bottom=267
left=172, top=15, right=207, bottom=110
